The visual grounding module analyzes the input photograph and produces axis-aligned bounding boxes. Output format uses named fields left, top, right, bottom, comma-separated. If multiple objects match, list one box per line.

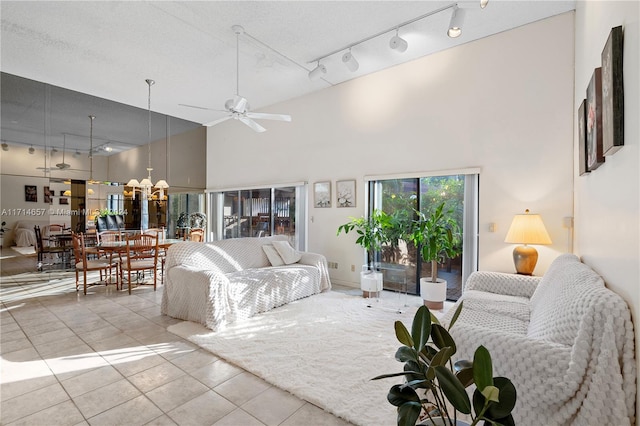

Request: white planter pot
left=361, top=270, right=383, bottom=298
left=420, top=277, right=447, bottom=310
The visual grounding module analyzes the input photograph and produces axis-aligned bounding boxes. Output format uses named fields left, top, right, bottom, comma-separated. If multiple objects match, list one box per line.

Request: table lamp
left=504, top=209, right=552, bottom=275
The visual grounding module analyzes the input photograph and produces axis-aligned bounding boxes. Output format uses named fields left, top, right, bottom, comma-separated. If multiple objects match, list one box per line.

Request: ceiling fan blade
left=56, top=163, right=71, bottom=170
left=239, top=117, right=266, bottom=133
left=203, top=116, right=233, bottom=127
left=179, top=103, right=225, bottom=112
left=246, top=112, right=292, bottom=122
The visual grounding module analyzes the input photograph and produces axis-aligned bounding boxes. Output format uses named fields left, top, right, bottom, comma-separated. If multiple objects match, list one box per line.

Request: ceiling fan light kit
left=183, top=25, right=291, bottom=133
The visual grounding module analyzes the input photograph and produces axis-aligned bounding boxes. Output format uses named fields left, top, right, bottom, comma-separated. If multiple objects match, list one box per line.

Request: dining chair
left=34, top=225, right=70, bottom=271
left=72, top=232, right=119, bottom=295
left=143, top=227, right=167, bottom=284
left=189, top=228, right=205, bottom=242
left=120, top=233, right=159, bottom=294
left=97, top=230, right=124, bottom=286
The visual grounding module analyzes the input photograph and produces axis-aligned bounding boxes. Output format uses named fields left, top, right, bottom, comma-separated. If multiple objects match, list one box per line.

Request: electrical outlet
left=351, top=264, right=355, bottom=272
left=327, top=262, right=339, bottom=269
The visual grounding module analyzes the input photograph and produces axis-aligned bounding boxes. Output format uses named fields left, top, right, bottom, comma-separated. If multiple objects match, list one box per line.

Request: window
left=367, top=171, right=478, bottom=301
left=208, top=183, right=307, bottom=249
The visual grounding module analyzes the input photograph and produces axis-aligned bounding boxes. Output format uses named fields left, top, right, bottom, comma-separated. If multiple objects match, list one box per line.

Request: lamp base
left=512, top=245, right=538, bottom=275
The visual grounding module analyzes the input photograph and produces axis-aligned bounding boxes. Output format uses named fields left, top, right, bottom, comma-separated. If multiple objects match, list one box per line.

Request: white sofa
left=441, top=254, right=635, bottom=425
left=161, top=235, right=331, bottom=331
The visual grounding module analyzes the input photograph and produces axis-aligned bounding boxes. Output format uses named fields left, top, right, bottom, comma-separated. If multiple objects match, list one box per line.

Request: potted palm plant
left=410, top=202, right=462, bottom=310
left=373, top=303, right=517, bottom=426
left=337, top=209, right=395, bottom=297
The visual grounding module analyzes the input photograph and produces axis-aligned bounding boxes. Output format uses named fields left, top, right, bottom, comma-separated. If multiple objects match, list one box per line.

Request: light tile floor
left=0, top=251, right=353, bottom=426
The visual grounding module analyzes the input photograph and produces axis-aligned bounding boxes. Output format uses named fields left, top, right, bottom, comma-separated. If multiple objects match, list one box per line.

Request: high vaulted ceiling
left=1, top=1, right=575, bottom=153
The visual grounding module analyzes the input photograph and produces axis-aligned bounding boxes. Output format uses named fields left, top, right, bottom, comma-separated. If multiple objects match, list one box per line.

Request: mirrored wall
left=0, top=72, right=203, bottom=245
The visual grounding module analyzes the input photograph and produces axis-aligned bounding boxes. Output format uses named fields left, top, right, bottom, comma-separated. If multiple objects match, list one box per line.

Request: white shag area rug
left=167, top=291, right=434, bottom=426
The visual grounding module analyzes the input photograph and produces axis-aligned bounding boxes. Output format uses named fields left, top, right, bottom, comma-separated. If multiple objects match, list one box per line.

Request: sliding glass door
left=369, top=172, right=478, bottom=300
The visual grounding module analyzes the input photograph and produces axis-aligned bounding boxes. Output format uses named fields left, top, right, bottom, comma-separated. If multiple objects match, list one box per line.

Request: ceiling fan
left=180, top=25, right=291, bottom=133
left=36, top=133, right=71, bottom=172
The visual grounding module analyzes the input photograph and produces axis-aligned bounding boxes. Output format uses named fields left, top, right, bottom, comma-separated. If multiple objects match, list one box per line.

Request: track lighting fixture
left=310, top=3, right=482, bottom=77
left=51, top=147, right=58, bottom=155
left=73, top=150, right=81, bottom=158
left=308, top=62, right=327, bottom=81
left=389, top=29, right=408, bottom=53
left=448, top=5, right=465, bottom=38
left=1, top=143, right=8, bottom=151
left=28, top=145, right=35, bottom=154
left=342, top=49, right=359, bottom=72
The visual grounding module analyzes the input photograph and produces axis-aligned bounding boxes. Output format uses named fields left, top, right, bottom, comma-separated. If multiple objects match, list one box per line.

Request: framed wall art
left=601, top=25, right=624, bottom=156
left=25, top=185, right=37, bottom=202
left=59, top=197, right=69, bottom=205
left=336, top=179, right=356, bottom=207
left=314, top=181, right=331, bottom=208
left=44, top=186, right=52, bottom=204
left=586, top=67, right=604, bottom=171
left=578, top=99, right=589, bottom=176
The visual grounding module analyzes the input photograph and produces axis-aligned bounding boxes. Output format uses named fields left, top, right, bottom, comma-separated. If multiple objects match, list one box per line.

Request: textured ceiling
left=0, top=0, right=575, bottom=153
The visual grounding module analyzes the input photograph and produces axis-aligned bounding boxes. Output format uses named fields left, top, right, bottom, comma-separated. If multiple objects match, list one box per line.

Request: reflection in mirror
left=0, top=72, right=203, bottom=248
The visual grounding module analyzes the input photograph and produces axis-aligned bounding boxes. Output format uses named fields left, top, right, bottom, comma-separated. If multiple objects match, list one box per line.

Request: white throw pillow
left=263, top=245, right=285, bottom=267
left=272, top=240, right=302, bottom=265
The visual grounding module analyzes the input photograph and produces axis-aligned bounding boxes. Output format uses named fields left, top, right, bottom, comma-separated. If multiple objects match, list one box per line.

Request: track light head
left=51, top=148, right=58, bottom=155
left=389, top=34, right=408, bottom=53
left=1, top=143, right=8, bottom=151
left=308, top=63, right=327, bottom=81
left=480, top=0, right=489, bottom=8
left=28, top=146, right=35, bottom=154
left=448, top=5, right=465, bottom=38
left=342, top=51, right=359, bottom=72
left=73, top=150, right=81, bottom=158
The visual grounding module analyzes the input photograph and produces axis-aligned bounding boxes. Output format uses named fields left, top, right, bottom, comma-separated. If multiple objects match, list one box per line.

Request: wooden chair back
left=189, top=228, right=205, bottom=242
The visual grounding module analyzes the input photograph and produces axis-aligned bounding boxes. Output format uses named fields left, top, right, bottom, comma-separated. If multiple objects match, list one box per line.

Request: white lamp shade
left=504, top=211, right=552, bottom=245
left=155, top=179, right=169, bottom=189
left=308, top=64, right=327, bottom=81
left=140, top=178, right=153, bottom=188
left=127, top=179, right=140, bottom=187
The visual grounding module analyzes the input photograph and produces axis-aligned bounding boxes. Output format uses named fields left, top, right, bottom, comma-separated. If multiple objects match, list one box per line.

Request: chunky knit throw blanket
left=161, top=236, right=331, bottom=330
left=441, top=254, right=635, bottom=425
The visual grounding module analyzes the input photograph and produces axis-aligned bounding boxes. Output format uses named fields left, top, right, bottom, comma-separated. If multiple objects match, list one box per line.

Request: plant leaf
left=371, top=371, right=417, bottom=381
left=426, top=346, right=454, bottom=380
left=473, top=377, right=517, bottom=420
left=411, top=305, right=431, bottom=352
left=482, top=385, right=500, bottom=403
left=430, top=324, right=456, bottom=354
left=397, top=401, right=422, bottom=426
left=473, top=345, right=493, bottom=392
left=395, top=320, right=414, bottom=348
left=388, top=384, right=420, bottom=406
left=447, top=301, right=464, bottom=330
left=396, top=346, right=418, bottom=363
left=434, top=365, right=471, bottom=414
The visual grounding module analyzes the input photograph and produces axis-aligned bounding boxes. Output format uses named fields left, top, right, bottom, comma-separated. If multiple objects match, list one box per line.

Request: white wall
left=573, top=0, right=640, bottom=409
left=207, top=13, right=575, bottom=286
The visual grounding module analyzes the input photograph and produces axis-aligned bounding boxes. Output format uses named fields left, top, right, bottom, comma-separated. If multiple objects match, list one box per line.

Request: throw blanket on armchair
left=441, top=254, right=635, bottom=425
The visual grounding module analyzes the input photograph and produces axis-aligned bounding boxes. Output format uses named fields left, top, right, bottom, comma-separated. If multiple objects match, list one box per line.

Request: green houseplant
left=409, top=202, right=462, bottom=308
left=373, top=303, right=517, bottom=426
left=337, top=209, right=394, bottom=270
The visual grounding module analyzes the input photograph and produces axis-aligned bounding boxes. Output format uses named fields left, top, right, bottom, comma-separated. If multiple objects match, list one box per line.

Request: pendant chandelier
left=127, top=79, right=169, bottom=200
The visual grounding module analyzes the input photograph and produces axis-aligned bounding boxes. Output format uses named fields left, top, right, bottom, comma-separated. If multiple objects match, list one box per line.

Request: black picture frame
left=25, top=185, right=37, bottom=202
left=601, top=26, right=624, bottom=156
left=59, top=197, right=69, bottom=205
left=578, top=99, right=589, bottom=176
left=586, top=67, right=604, bottom=171
left=44, top=186, right=52, bottom=204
